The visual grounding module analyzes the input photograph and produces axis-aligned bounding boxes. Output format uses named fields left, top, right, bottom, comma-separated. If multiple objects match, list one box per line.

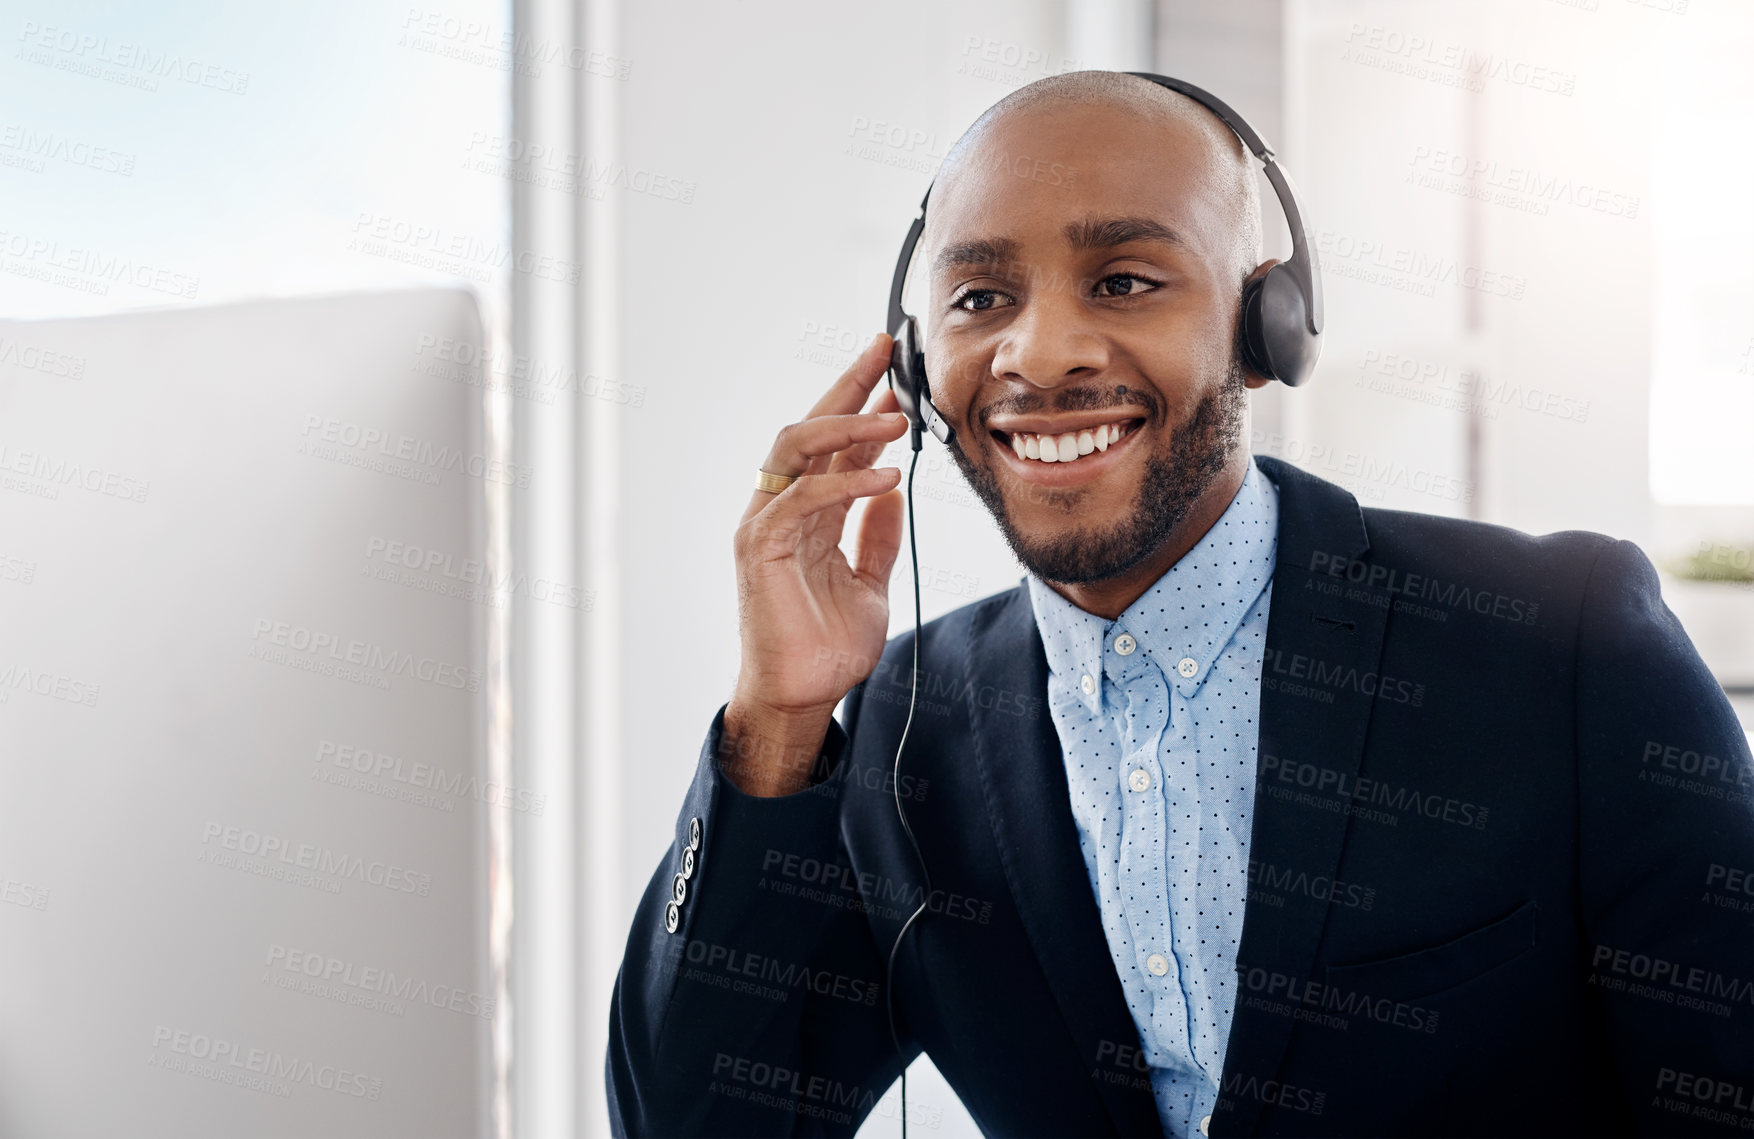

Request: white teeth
left=1005, top=419, right=1132, bottom=464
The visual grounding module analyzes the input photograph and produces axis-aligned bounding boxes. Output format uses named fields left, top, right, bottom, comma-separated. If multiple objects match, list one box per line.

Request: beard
left=946, top=351, right=1249, bottom=586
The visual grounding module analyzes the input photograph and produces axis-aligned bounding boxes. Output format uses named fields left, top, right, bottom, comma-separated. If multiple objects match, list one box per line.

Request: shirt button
left=1114, top=633, right=1136, bottom=656
left=1127, top=768, right=1151, bottom=792
left=1177, top=656, right=1198, bottom=678
left=1080, top=673, right=1095, bottom=696
left=1146, top=953, right=1169, bottom=976
left=1200, top=1114, right=1212, bottom=1136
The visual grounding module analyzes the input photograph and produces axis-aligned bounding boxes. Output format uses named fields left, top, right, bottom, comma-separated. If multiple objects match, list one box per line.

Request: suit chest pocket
left=1323, top=899, right=1538, bottom=1004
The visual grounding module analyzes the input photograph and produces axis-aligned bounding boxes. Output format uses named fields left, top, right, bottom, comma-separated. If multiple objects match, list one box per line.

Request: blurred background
left=1, top=0, right=1749, bottom=1136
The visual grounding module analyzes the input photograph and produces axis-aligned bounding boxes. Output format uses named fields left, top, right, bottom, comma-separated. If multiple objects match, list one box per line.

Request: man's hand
left=721, top=332, right=910, bottom=797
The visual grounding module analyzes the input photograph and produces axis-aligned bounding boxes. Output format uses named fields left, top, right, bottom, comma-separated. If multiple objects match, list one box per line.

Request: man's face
left=922, top=104, right=1262, bottom=585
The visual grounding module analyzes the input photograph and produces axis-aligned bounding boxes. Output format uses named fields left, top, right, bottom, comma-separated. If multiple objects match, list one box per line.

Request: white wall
left=1275, top=0, right=1754, bottom=688
left=1283, top=0, right=1656, bottom=540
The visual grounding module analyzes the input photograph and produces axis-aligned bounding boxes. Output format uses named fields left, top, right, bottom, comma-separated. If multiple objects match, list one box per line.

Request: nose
left=988, top=277, right=1111, bottom=390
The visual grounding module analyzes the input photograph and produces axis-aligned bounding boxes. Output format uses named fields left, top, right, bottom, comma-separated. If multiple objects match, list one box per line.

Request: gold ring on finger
left=754, top=469, right=799, bottom=495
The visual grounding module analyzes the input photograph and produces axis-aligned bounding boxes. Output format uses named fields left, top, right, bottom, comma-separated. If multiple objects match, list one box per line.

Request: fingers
left=736, top=467, right=902, bottom=564
left=742, top=409, right=909, bottom=524
left=799, top=333, right=897, bottom=479
left=850, top=485, right=905, bottom=588
left=828, top=386, right=904, bottom=477
left=804, top=332, right=895, bottom=422
left=803, top=377, right=912, bottom=551
left=766, top=410, right=909, bottom=475
left=811, top=388, right=906, bottom=551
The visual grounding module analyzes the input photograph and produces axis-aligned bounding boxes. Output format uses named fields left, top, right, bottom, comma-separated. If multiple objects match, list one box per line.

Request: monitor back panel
left=0, top=288, right=494, bottom=1138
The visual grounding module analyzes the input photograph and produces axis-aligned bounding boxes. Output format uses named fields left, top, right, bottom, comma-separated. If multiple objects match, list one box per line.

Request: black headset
left=876, top=73, right=1324, bottom=1139
left=884, top=71, right=1325, bottom=452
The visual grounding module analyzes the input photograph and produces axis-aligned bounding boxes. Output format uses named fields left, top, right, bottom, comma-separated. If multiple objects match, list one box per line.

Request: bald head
left=927, top=70, right=1263, bottom=290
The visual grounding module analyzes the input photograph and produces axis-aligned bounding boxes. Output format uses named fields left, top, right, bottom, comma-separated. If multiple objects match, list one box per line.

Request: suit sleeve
left=605, top=683, right=914, bottom=1137
left=1575, top=538, right=1754, bottom=1135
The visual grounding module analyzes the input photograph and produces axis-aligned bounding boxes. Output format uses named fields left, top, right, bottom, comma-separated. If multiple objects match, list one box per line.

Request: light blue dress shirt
left=1025, top=455, right=1278, bottom=1139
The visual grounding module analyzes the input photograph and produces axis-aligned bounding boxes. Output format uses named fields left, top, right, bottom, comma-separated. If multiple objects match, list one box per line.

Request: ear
left=1239, top=258, right=1282, bottom=390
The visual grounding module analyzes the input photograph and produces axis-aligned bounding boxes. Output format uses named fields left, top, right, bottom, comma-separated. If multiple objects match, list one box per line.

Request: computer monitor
left=0, top=288, right=494, bottom=1137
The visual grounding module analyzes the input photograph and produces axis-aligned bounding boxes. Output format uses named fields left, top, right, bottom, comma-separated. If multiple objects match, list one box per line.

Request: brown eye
left=1098, top=273, right=1159, bottom=298
left=952, top=289, right=1011, bottom=312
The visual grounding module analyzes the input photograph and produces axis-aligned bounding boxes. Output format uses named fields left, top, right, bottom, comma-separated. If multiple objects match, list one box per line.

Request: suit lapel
left=1211, top=455, right=1391, bottom=1136
left=964, top=588, right=1165, bottom=1137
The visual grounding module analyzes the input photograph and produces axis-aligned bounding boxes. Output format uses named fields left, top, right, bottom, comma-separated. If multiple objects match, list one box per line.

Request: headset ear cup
left=1258, top=264, right=1321, bottom=387
left=888, top=318, right=921, bottom=423
left=1239, top=276, right=1275, bottom=382
left=889, top=316, right=933, bottom=427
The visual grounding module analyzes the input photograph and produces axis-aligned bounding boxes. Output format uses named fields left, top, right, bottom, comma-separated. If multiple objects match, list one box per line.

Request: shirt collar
left=1026, top=454, right=1279, bottom=708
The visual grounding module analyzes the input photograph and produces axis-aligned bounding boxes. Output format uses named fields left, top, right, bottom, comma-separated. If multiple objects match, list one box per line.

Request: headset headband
left=887, top=72, right=1323, bottom=340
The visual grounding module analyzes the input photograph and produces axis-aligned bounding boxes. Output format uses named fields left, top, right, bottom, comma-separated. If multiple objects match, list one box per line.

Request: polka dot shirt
left=1025, top=456, right=1278, bottom=1139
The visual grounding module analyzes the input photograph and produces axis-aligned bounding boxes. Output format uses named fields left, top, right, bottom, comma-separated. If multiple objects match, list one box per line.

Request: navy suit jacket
left=607, top=454, right=1754, bottom=1137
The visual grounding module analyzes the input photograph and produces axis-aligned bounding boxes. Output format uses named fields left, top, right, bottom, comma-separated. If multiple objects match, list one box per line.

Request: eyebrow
left=1065, top=215, right=1187, bottom=253
left=932, top=236, right=1021, bottom=275
left=930, top=215, right=1186, bottom=276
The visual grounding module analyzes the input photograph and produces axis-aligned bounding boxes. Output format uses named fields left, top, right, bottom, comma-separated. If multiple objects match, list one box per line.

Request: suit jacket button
left=680, top=847, right=695, bottom=879
left=688, top=817, right=702, bottom=851
left=1199, top=1114, right=1211, bottom=1136
left=664, top=902, right=680, bottom=934
left=671, top=873, right=688, bottom=905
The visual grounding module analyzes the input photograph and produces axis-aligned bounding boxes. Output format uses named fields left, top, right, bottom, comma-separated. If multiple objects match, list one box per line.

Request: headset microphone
left=876, top=72, right=1324, bottom=1138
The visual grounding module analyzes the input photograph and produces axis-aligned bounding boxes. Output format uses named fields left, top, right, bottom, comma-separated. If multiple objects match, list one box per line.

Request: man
left=606, top=71, right=1754, bottom=1137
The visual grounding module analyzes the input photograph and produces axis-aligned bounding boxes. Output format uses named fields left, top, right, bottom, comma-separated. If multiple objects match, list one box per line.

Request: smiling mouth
left=990, top=416, right=1145, bottom=464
